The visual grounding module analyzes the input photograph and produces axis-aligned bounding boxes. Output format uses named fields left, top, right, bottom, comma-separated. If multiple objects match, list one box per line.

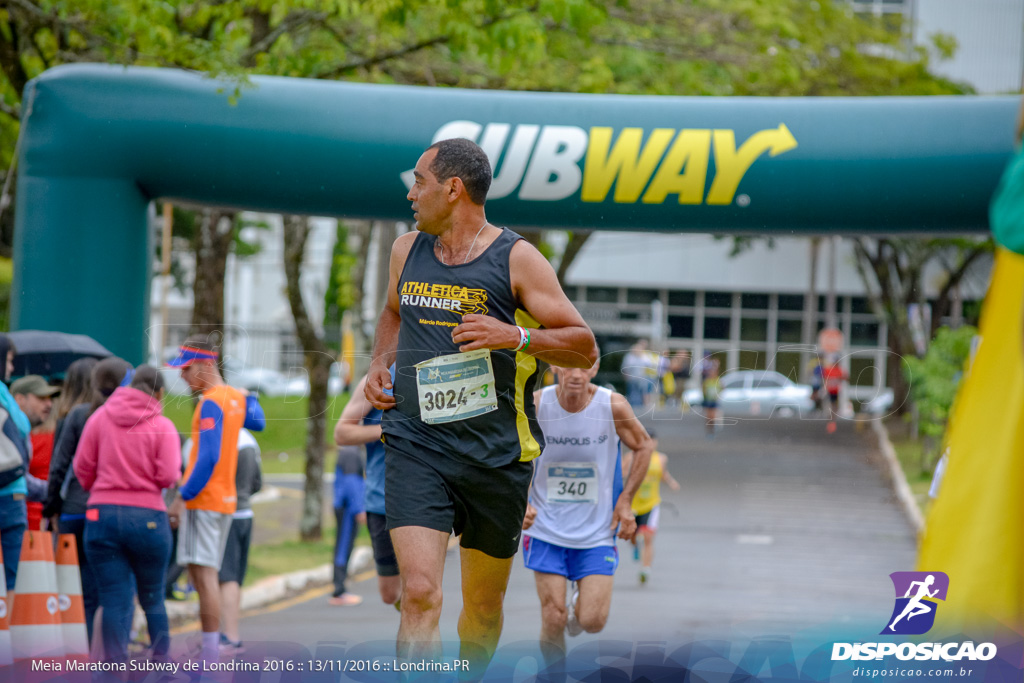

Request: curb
left=871, top=418, right=925, bottom=534
left=161, top=546, right=374, bottom=630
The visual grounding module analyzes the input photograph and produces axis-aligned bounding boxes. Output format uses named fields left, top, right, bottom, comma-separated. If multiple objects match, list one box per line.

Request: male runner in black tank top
left=365, top=138, right=597, bottom=677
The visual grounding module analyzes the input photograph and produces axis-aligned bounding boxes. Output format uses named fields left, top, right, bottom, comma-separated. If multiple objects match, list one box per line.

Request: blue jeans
left=0, top=494, right=27, bottom=592
left=84, top=505, right=172, bottom=661
left=59, top=516, right=100, bottom=646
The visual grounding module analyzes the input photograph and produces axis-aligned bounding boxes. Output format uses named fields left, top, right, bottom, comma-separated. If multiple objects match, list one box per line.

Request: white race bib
left=415, top=349, right=498, bottom=425
left=546, top=463, right=598, bottom=504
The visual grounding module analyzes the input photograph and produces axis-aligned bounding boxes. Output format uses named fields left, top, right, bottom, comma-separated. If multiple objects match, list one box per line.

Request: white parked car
left=222, top=358, right=309, bottom=397
left=161, top=358, right=347, bottom=398
left=684, top=370, right=815, bottom=418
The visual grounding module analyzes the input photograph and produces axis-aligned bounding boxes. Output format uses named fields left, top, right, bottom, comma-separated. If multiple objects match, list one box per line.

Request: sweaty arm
left=611, top=392, right=654, bottom=539
left=179, top=401, right=223, bottom=501
left=336, top=377, right=383, bottom=446
left=366, top=232, right=417, bottom=410
left=452, top=240, right=597, bottom=368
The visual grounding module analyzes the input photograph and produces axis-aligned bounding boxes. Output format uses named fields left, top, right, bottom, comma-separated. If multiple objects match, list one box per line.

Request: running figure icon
left=887, top=574, right=939, bottom=631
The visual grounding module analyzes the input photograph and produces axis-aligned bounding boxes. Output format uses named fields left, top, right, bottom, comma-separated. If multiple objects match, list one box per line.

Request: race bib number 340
left=547, top=463, right=598, bottom=504
left=415, top=349, right=498, bottom=425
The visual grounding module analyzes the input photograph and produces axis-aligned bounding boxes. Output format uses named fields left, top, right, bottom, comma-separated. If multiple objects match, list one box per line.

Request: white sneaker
left=566, top=581, right=583, bottom=637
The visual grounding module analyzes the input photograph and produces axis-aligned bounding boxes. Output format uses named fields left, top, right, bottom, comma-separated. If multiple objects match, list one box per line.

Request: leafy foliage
left=323, top=220, right=357, bottom=350
left=902, top=324, right=976, bottom=445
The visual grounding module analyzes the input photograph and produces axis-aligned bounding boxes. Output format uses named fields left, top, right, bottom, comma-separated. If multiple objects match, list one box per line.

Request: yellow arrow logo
left=706, top=123, right=798, bottom=205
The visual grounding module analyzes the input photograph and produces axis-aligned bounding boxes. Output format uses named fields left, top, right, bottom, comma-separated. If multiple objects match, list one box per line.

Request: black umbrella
left=8, top=330, right=113, bottom=381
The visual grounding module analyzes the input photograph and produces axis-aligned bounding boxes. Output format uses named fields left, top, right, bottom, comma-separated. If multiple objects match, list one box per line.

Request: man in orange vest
left=167, top=336, right=265, bottom=664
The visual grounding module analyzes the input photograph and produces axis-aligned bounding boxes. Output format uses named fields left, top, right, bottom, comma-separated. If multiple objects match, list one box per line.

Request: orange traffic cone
left=55, top=534, right=88, bottom=658
left=0, top=540, right=12, bottom=666
left=9, top=530, right=63, bottom=660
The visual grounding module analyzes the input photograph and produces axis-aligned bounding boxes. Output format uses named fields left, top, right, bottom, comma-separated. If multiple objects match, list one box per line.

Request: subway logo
left=403, top=120, right=798, bottom=206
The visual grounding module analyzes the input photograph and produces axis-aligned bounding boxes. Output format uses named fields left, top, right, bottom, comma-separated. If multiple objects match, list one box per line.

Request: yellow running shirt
left=632, top=452, right=664, bottom=515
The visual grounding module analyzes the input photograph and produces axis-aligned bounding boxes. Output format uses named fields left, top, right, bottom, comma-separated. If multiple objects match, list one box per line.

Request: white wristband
left=513, top=325, right=528, bottom=351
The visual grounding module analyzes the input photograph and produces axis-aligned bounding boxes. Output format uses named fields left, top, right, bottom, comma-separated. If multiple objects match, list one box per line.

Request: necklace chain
left=438, top=222, right=488, bottom=265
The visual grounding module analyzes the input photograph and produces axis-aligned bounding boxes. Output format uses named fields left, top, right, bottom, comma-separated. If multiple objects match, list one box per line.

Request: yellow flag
left=917, top=248, right=1024, bottom=634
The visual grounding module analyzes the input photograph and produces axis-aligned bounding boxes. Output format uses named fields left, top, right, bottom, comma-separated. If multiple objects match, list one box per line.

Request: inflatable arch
left=11, top=64, right=1018, bottom=362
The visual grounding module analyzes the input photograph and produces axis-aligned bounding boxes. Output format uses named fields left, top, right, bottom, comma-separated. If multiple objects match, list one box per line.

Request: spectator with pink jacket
left=74, top=365, right=181, bottom=663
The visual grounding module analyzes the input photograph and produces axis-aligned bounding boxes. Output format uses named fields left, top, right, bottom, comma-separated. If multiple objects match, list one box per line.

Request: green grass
left=890, top=436, right=935, bottom=515
left=245, top=526, right=369, bottom=584
left=161, top=393, right=352, bottom=474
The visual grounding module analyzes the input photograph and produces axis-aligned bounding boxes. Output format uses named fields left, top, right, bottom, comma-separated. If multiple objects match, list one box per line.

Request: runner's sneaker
left=328, top=592, right=363, bottom=606
left=639, top=569, right=649, bottom=585
left=219, top=633, right=245, bottom=656
left=566, top=581, right=583, bottom=637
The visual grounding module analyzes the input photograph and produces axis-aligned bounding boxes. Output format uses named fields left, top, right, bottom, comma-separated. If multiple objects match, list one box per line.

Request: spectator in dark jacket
left=42, top=356, right=107, bottom=644
left=74, top=365, right=181, bottom=663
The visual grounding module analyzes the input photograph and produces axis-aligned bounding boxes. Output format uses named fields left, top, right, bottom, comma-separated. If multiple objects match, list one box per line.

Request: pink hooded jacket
left=74, top=386, right=182, bottom=511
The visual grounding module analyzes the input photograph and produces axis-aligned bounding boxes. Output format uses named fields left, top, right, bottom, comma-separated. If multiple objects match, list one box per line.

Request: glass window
left=720, top=373, right=746, bottom=390
left=738, top=351, right=767, bottom=371
left=851, top=296, right=872, bottom=314
left=774, top=352, right=802, bottom=382
left=668, top=290, right=695, bottom=307
left=740, top=318, right=768, bottom=342
left=562, top=285, right=579, bottom=301
left=741, top=293, right=769, bottom=310
left=668, top=315, right=694, bottom=338
left=849, top=356, right=880, bottom=387
left=703, top=316, right=731, bottom=340
left=850, top=322, right=881, bottom=346
left=754, top=374, right=786, bottom=388
left=627, top=288, right=660, bottom=305
left=585, top=286, right=618, bottom=303
left=704, top=291, right=732, bottom=308
left=777, top=294, right=804, bottom=311
left=777, top=319, right=803, bottom=343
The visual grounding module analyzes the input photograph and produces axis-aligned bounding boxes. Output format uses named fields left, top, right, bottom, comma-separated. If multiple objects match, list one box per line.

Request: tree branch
left=243, top=10, right=326, bottom=67
left=319, top=4, right=540, bottom=79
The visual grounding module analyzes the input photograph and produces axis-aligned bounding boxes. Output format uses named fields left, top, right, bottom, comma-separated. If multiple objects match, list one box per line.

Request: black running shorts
left=383, top=433, right=532, bottom=559
left=366, top=512, right=399, bottom=577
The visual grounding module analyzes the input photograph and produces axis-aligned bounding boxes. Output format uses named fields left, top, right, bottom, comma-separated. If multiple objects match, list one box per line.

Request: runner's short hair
left=427, top=138, right=492, bottom=206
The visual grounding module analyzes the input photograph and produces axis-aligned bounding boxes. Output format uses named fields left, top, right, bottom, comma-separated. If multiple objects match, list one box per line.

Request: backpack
left=0, top=405, right=28, bottom=489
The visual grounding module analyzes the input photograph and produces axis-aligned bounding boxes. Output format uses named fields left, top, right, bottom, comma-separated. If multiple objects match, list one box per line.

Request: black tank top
left=381, top=227, right=544, bottom=467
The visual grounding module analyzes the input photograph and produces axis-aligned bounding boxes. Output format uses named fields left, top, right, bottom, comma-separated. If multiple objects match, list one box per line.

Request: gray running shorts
left=178, top=508, right=233, bottom=569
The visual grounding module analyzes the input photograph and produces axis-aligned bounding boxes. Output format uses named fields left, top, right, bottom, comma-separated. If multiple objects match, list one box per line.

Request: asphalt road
left=173, top=411, right=917, bottom=678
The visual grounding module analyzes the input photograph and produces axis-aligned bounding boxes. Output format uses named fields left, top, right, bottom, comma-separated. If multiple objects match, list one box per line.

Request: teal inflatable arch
left=11, top=64, right=1018, bottom=362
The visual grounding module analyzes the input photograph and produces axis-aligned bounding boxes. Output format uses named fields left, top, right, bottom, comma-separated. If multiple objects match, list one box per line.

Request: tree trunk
left=189, top=209, right=235, bottom=343
left=852, top=237, right=920, bottom=415
left=801, top=237, right=821, bottom=382
left=556, top=231, right=593, bottom=286
left=374, top=221, right=398, bottom=317
left=283, top=215, right=333, bottom=542
left=347, top=220, right=374, bottom=376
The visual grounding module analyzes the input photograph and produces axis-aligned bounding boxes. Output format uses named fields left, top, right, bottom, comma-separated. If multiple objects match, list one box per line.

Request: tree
left=283, top=215, right=333, bottom=541
left=851, top=236, right=993, bottom=412
left=902, top=324, right=977, bottom=471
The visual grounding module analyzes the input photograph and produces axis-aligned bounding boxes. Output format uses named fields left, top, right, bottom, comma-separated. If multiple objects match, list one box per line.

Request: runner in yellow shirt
left=626, top=429, right=680, bottom=584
